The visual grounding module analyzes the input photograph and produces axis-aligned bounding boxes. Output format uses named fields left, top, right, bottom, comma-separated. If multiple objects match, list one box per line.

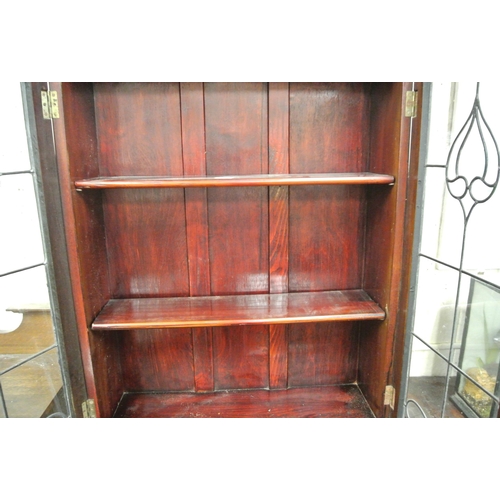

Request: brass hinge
left=82, top=399, right=96, bottom=418
left=405, top=90, right=418, bottom=118
left=384, top=385, right=396, bottom=410
left=41, top=90, right=60, bottom=119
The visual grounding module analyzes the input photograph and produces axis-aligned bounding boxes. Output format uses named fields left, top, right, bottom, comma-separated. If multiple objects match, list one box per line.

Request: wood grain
left=113, top=385, right=374, bottom=418
left=287, top=322, right=359, bottom=386
left=180, top=82, right=213, bottom=392
left=268, top=83, right=290, bottom=389
left=92, top=290, right=386, bottom=329
left=120, top=329, right=194, bottom=392
left=37, top=82, right=420, bottom=417
left=203, top=83, right=270, bottom=391
left=74, top=173, right=395, bottom=189
left=213, top=325, right=269, bottom=390
left=359, top=83, right=412, bottom=417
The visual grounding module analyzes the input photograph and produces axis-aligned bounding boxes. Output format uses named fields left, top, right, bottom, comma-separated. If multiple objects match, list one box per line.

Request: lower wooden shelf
left=92, top=289, right=385, bottom=330
left=113, top=385, right=375, bottom=418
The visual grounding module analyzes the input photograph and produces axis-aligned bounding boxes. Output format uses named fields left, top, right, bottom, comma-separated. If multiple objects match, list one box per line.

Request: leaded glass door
left=400, top=82, right=500, bottom=418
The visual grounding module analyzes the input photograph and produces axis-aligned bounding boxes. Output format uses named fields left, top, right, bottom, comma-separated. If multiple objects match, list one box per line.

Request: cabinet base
left=112, top=385, right=374, bottom=418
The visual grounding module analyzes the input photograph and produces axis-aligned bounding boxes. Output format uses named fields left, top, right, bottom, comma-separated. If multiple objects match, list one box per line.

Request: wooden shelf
left=113, top=385, right=375, bottom=418
left=92, top=289, right=385, bottom=330
left=75, top=172, right=395, bottom=189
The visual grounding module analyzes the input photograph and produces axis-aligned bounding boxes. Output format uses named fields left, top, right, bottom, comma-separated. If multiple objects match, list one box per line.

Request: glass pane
left=0, top=306, right=56, bottom=373
left=446, top=365, right=498, bottom=418
left=0, top=83, right=31, bottom=174
left=412, top=257, right=463, bottom=350
left=419, top=167, right=448, bottom=260
left=0, top=265, right=51, bottom=315
left=0, top=347, right=65, bottom=418
left=406, top=336, right=465, bottom=418
left=425, top=82, right=455, bottom=165
left=452, top=280, right=500, bottom=417
left=462, top=190, right=500, bottom=288
left=0, top=173, right=45, bottom=275
left=0, top=385, right=6, bottom=418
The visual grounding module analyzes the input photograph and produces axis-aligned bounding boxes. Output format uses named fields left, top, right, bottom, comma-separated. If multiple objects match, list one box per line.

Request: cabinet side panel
left=89, top=332, right=123, bottom=417
left=288, top=83, right=369, bottom=292
left=53, top=83, right=120, bottom=416
left=58, top=84, right=111, bottom=323
left=360, top=83, right=413, bottom=416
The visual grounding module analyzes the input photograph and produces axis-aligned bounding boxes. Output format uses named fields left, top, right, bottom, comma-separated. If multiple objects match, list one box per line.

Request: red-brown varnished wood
left=94, top=83, right=184, bottom=176
left=113, top=386, right=374, bottom=418
left=287, top=322, right=359, bottom=387
left=192, top=328, right=213, bottom=392
left=102, top=189, right=190, bottom=298
left=204, top=83, right=269, bottom=391
left=213, top=325, right=269, bottom=390
left=180, top=82, right=211, bottom=296
left=390, top=82, right=424, bottom=417
left=88, top=331, right=123, bottom=418
left=204, top=83, right=269, bottom=295
left=91, top=290, right=385, bottom=329
left=269, top=325, right=287, bottom=389
left=94, top=83, right=190, bottom=298
left=120, top=329, right=194, bottom=392
left=289, top=83, right=371, bottom=173
left=359, top=83, right=412, bottom=417
left=34, top=82, right=421, bottom=418
left=268, top=82, right=290, bottom=389
left=180, top=82, right=214, bottom=392
left=74, top=172, right=395, bottom=189
left=52, top=83, right=115, bottom=416
left=288, top=83, right=371, bottom=293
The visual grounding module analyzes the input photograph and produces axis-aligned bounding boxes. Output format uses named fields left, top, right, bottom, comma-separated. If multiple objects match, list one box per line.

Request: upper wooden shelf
left=75, top=173, right=395, bottom=189
left=91, top=289, right=385, bottom=330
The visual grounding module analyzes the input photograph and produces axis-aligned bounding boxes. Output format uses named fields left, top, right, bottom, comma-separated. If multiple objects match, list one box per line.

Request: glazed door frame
left=21, top=82, right=88, bottom=417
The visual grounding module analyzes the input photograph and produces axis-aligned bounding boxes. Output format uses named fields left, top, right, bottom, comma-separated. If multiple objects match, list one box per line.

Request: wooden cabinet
left=27, top=82, right=422, bottom=417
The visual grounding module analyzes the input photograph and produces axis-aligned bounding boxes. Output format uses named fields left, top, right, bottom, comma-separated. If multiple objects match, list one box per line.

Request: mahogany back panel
left=53, top=82, right=415, bottom=415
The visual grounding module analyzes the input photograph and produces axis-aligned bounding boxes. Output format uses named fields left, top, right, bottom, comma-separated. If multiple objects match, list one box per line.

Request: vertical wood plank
left=204, top=83, right=269, bottom=295
left=204, top=83, right=270, bottom=390
left=269, top=82, right=290, bottom=293
left=180, top=82, right=211, bottom=295
left=268, top=83, right=290, bottom=389
left=120, top=329, right=194, bottom=392
left=94, top=83, right=190, bottom=299
left=287, top=322, right=358, bottom=387
left=51, top=83, right=116, bottom=416
left=180, top=82, right=213, bottom=392
left=288, top=83, right=370, bottom=292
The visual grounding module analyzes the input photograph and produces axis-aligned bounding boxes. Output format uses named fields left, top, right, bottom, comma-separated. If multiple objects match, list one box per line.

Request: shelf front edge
left=75, top=173, right=395, bottom=189
left=91, top=290, right=386, bottom=330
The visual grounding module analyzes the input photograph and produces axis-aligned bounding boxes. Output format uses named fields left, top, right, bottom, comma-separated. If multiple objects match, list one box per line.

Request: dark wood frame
left=26, top=82, right=422, bottom=418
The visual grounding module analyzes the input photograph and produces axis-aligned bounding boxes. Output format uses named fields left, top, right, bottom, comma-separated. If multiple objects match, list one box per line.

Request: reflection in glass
left=406, top=336, right=465, bottom=418
left=0, top=347, right=65, bottom=418
left=451, top=280, right=500, bottom=418
left=412, top=258, right=462, bottom=349
left=0, top=173, right=45, bottom=276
